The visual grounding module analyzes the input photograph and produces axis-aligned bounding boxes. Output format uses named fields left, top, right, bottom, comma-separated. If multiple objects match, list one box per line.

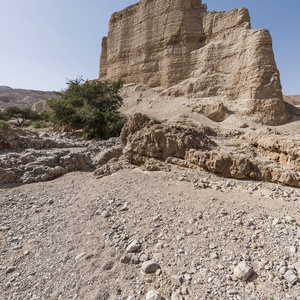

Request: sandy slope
left=1, top=165, right=300, bottom=299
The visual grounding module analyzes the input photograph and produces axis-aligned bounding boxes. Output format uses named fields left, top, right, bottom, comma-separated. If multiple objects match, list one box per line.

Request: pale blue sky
left=0, top=1, right=299, bottom=95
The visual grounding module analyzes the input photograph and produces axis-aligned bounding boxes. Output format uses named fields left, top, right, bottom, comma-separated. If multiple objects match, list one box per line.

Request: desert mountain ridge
left=284, top=95, right=300, bottom=107
left=0, top=86, right=56, bottom=110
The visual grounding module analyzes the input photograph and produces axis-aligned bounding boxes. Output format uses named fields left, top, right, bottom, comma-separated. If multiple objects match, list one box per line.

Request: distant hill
left=0, top=86, right=56, bottom=110
left=284, top=95, right=300, bottom=107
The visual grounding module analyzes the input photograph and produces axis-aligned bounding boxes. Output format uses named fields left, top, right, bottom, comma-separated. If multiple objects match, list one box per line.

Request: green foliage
left=48, top=78, right=125, bottom=139
left=0, top=120, right=11, bottom=130
left=23, top=120, right=32, bottom=126
left=39, top=111, right=52, bottom=122
left=0, top=111, right=10, bottom=121
left=32, top=120, right=47, bottom=129
left=4, top=106, right=41, bottom=127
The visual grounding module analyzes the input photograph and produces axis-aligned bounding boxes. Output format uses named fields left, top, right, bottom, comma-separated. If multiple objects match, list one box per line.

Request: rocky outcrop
left=0, top=149, right=93, bottom=184
left=99, top=0, right=289, bottom=125
left=185, top=150, right=300, bottom=188
left=0, top=130, right=122, bottom=184
left=249, top=135, right=300, bottom=171
left=192, top=103, right=229, bottom=122
left=0, top=127, right=86, bottom=150
left=31, top=100, right=51, bottom=113
left=120, top=113, right=215, bottom=165
left=119, top=114, right=300, bottom=187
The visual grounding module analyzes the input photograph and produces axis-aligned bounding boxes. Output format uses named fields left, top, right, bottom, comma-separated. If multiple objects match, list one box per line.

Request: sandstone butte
left=99, top=0, right=290, bottom=126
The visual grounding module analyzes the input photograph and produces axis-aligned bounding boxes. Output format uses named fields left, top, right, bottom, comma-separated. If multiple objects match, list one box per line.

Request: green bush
left=3, top=106, right=41, bottom=126
left=0, top=120, right=11, bottom=130
left=39, top=111, right=52, bottom=122
left=48, top=78, right=125, bottom=139
left=23, top=120, right=32, bottom=126
left=32, top=120, right=47, bottom=129
left=0, top=112, right=10, bottom=121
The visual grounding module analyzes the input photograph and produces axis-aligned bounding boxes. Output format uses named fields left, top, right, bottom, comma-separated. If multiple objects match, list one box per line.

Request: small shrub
left=23, top=120, right=32, bottom=126
left=3, top=106, right=41, bottom=126
left=39, top=111, right=52, bottom=121
left=32, top=120, right=47, bottom=129
left=0, top=120, right=11, bottom=130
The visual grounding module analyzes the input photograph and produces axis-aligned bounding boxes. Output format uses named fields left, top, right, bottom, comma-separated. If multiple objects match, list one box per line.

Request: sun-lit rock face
left=99, top=0, right=289, bottom=125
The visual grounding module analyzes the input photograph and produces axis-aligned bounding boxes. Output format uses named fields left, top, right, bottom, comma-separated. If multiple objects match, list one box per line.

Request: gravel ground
left=1, top=166, right=300, bottom=300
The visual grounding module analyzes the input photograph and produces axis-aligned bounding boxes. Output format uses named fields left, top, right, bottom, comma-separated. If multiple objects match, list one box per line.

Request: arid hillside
left=0, top=86, right=55, bottom=110
left=284, top=95, right=300, bottom=107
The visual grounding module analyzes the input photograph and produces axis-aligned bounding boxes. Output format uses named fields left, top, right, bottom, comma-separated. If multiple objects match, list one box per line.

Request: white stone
left=126, top=240, right=141, bottom=253
left=284, top=270, right=298, bottom=284
left=286, top=216, right=296, bottom=223
left=171, top=275, right=183, bottom=286
left=146, top=290, right=161, bottom=300
left=234, top=261, right=253, bottom=281
left=171, top=292, right=183, bottom=300
left=142, top=260, right=159, bottom=274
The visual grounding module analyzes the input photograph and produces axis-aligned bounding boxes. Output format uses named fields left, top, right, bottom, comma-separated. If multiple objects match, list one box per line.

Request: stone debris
left=171, top=275, right=183, bottom=286
left=126, top=240, right=142, bottom=253
left=0, top=136, right=122, bottom=184
left=141, top=261, right=160, bottom=274
left=284, top=270, right=298, bottom=285
left=0, top=4, right=299, bottom=296
left=146, top=290, right=161, bottom=300
left=1, top=162, right=300, bottom=299
left=233, top=261, right=253, bottom=281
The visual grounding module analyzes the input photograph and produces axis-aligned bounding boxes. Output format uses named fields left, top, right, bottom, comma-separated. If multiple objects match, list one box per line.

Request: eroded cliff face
left=99, top=0, right=289, bottom=125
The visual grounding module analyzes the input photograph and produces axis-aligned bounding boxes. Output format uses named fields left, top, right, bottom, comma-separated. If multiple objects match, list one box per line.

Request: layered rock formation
left=110, top=114, right=300, bottom=187
left=0, top=127, right=123, bottom=185
left=99, top=0, right=289, bottom=125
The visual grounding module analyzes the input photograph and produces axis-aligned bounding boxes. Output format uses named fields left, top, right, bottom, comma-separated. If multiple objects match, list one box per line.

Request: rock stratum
left=99, top=0, right=290, bottom=125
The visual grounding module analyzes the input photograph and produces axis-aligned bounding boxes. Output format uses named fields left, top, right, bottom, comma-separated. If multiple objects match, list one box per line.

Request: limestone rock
left=250, top=135, right=300, bottom=172
left=141, top=260, right=160, bottom=274
left=0, top=148, right=94, bottom=184
left=0, top=127, right=85, bottom=150
left=119, top=114, right=300, bottom=188
left=171, top=275, right=183, bottom=286
left=284, top=270, right=298, bottom=285
left=99, top=0, right=289, bottom=125
left=126, top=240, right=141, bottom=253
left=186, top=149, right=300, bottom=188
left=146, top=290, right=161, bottom=300
left=171, top=293, right=184, bottom=300
left=31, top=100, right=51, bottom=113
left=120, top=113, right=214, bottom=165
left=234, top=261, right=253, bottom=281
left=192, top=102, right=229, bottom=122
left=95, top=144, right=123, bottom=166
